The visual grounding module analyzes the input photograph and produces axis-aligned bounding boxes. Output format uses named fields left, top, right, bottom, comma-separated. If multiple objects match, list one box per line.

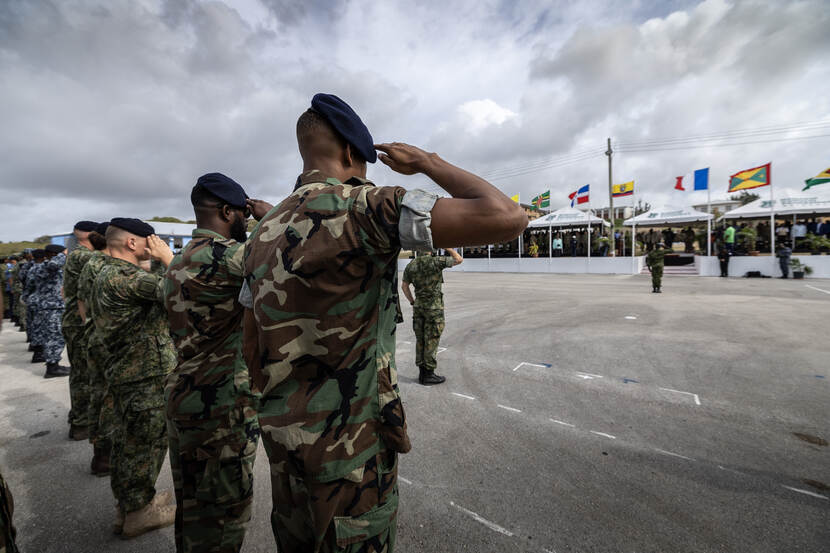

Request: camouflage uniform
left=403, top=255, right=456, bottom=375
left=9, top=264, right=23, bottom=328
left=242, top=171, right=433, bottom=552
left=646, top=248, right=665, bottom=291
left=63, top=245, right=94, bottom=428
left=38, top=253, right=67, bottom=365
left=0, top=470, right=19, bottom=553
left=20, top=261, right=37, bottom=345
left=163, top=229, right=260, bottom=553
left=91, top=257, right=176, bottom=513
left=78, top=251, right=117, bottom=453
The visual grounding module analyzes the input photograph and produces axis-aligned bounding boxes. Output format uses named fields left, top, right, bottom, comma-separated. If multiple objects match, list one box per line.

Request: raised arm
left=446, top=248, right=463, bottom=266
left=375, top=143, right=527, bottom=248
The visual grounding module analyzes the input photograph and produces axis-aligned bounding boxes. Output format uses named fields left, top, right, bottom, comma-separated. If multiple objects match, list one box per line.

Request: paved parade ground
left=1, top=272, right=828, bottom=553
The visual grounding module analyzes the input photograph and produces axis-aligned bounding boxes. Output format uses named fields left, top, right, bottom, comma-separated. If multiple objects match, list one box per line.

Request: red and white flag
left=568, top=184, right=590, bottom=206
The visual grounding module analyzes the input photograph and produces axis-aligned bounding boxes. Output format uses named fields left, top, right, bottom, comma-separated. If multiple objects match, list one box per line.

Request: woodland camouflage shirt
left=164, top=229, right=256, bottom=419
left=403, top=255, right=455, bottom=312
left=92, top=257, right=176, bottom=385
left=243, top=170, right=413, bottom=482
left=63, top=245, right=94, bottom=326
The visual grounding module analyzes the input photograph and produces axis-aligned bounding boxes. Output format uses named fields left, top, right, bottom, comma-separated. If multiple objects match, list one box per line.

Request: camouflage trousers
left=166, top=399, right=259, bottom=553
left=267, top=448, right=399, bottom=553
left=35, top=308, right=65, bottom=364
left=110, top=377, right=168, bottom=513
left=0, top=470, right=19, bottom=553
left=25, top=305, right=35, bottom=344
left=63, top=323, right=89, bottom=427
left=86, top=329, right=115, bottom=450
left=413, top=308, right=445, bottom=373
left=14, top=297, right=25, bottom=332
left=650, top=266, right=663, bottom=289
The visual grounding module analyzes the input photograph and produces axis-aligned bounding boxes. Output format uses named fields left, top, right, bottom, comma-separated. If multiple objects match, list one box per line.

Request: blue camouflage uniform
left=37, top=254, right=67, bottom=364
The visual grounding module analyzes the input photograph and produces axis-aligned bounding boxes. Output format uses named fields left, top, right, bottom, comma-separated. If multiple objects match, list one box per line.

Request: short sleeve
left=440, top=256, right=455, bottom=269
left=353, top=185, right=406, bottom=255
left=399, top=189, right=439, bottom=252
left=402, top=261, right=413, bottom=283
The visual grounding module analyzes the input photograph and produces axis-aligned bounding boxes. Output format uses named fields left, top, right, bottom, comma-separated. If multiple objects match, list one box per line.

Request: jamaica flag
left=531, top=190, right=550, bottom=210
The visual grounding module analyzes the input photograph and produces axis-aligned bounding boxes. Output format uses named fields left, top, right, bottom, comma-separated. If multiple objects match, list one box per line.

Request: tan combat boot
left=151, top=488, right=174, bottom=507
left=121, top=502, right=175, bottom=539
left=113, top=505, right=124, bottom=535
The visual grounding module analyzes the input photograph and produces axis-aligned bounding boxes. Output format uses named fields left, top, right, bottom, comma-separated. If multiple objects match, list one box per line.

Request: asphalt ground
left=1, top=273, right=828, bottom=553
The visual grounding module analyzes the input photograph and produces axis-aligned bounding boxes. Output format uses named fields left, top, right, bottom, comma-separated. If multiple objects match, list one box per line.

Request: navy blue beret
left=195, top=173, right=248, bottom=208
left=74, top=220, right=98, bottom=232
left=311, top=93, right=376, bottom=163
left=32, top=249, right=46, bottom=259
left=95, top=222, right=109, bottom=235
left=109, top=218, right=155, bottom=238
left=45, top=244, right=65, bottom=254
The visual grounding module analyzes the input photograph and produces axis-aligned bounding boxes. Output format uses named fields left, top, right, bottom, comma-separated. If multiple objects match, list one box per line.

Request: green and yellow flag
left=531, top=190, right=550, bottom=209
left=803, top=167, right=830, bottom=191
left=728, top=162, right=770, bottom=193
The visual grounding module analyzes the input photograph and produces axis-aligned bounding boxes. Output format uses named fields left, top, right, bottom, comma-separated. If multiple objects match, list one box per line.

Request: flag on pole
left=510, top=193, right=520, bottom=203
left=674, top=176, right=686, bottom=191
left=612, top=181, right=634, bottom=197
left=531, top=190, right=550, bottom=209
left=728, top=162, right=771, bottom=192
left=568, top=184, right=590, bottom=207
left=803, top=167, right=830, bottom=191
left=694, top=168, right=709, bottom=190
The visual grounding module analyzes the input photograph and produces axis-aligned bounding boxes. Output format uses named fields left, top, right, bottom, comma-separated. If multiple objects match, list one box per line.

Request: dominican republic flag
left=674, top=168, right=710, bottom=191
left=569, top=184, right=589, bottom=206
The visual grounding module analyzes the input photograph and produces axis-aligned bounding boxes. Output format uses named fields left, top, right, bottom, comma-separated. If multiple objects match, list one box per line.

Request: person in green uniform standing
left=401, top=248, right=463, bottom=385
left=646, top=242, right=666, bottom=293
left=724, top=223, right=736, bottom=254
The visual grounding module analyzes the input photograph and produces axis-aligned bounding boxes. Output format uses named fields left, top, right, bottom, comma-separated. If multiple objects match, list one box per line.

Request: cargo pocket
left=377, top=363, right=411, bottom=454
left=194, top=447, right=257, bottom=505
left=334, top=489, right=398, bottom=549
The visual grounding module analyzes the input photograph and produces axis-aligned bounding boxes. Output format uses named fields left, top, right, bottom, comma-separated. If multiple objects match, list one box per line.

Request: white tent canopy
left=623, top=205, right=714, bottom=227
left=528, top=206, right=609, bottom=228
left=719, top=189, right=830, bottom=220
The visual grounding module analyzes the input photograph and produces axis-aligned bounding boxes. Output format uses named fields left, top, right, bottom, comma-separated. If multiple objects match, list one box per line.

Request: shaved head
left=106, top=225, right=149, bottom=261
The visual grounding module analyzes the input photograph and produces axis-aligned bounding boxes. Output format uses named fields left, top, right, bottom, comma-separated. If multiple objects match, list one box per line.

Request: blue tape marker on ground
left=622, top=377, right=639, bottom=384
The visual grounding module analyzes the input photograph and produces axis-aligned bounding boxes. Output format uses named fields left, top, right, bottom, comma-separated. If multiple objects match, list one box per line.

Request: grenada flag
left=728, top=163, right=771, bottom=193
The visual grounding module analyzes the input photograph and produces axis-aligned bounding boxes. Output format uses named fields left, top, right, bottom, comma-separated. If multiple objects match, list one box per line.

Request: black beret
left=95, top=222, right=109, bottom=235
left=45, top=244, right=65, bottom=254
left=310, top=93, right=376, bottom=163
left=32, top=249, right=46, bottom=259
left=109, top=217, right=155, bottom=238
left=74, top=220, right=98, bottom=232
left=195, top=173, right=248, bottom=208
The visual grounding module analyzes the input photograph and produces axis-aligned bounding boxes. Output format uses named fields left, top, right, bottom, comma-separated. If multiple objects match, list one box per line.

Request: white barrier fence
left=696, top=255, right=830, bottom=279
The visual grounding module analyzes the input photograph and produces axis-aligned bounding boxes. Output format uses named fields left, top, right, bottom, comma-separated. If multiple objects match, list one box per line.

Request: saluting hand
left=246, top=199, right=273, bottom=221
left=375, top=142, right=434, bottom=176
left=146, top=235, right=174, bottom=268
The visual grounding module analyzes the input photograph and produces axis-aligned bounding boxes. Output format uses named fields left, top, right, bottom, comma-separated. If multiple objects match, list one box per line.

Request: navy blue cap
left=95, top=222, right=109, bottom=235
left=310, top=93, right=376, bottom=163
left=109, top=218, right=155, bottom=238
left=195, top=173, right=248, bottom=208
left=45, top=244, right=65, bottom=254
left=74, top=220, right=98, bottom=232
left=32, top=249, right=46, bottom=259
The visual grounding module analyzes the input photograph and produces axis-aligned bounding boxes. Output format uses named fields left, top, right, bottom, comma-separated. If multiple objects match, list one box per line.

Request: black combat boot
left=44, top=362, right=70, bottom=378
left=419, top=368, right=446, bottom=386
left=91, top=445, right=111, bottom=476
left=656, top=288, right=662, bottom=293
left=28, top=343, right=35, bottom=352
left=69, top=424, right=89, bottom=441
left=32, top=350, right=46, bottom=363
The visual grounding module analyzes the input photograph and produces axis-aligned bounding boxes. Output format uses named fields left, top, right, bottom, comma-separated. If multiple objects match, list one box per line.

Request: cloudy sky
left=1, top=0, right=829, bottom=241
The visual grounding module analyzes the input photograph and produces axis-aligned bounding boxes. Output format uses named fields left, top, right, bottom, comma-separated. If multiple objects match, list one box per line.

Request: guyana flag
left=803, top=167, right=830, bottom=191
left=531, top=190, right=550, bottom=209
left=728, top=162, right=771, bottom=193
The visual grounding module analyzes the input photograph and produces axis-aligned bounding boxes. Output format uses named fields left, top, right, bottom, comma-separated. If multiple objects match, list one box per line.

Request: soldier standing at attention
left=62, top=221, right=98, bottom=439
left=241, top=93, right=527, bottom=553
left=646, top=241, right=666, bottom=293
left=77, top=222, right=115, bottom=475
left=163, top=173, right=271, bottom=553
left=38, top=244, right=71, bottom=378
left=24, top=250, right=46, bottom=363
left=93, top=219, right=177, bottom=538
left=401, top=248, right=463, bottom=385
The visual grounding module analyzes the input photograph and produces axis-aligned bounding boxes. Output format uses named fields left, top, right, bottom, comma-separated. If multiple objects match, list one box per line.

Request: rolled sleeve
left=399, top=189, right=439, bottom=252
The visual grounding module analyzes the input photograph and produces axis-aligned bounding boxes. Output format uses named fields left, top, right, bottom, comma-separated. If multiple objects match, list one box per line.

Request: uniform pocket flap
left=334, top=491, right=398, bottom=547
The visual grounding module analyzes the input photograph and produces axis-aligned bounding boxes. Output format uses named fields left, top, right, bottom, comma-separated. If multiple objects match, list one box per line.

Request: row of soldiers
left=2, top=93, right=527, bottom=553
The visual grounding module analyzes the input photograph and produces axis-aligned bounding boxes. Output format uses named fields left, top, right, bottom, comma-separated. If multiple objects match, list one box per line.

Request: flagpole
left=631, top=190, right=636, bottom=274
left=769, top=164, right=775, bottom=267
left=706, top=184, right=712, bottom=257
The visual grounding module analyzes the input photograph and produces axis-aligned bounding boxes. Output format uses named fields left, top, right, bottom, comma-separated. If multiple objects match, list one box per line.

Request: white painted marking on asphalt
left=513, top=361, right=548, bottom=372
left=550, top=419, right=575, bottom=428
left=450, top=501, right=515, bottom=537
left=452, top=392, right=476, bottom=400
left=805, top=284, right=830, bottom=295
left=497, top=404, right=522, bottom=413
left=399, top=476, right=413, bottom=485
left=437, top=347, right=447, bottom=354
left=659, top=387, right=702, bottom=405
left=625, top=315, right=637, bottom=320
left=575, top=372, right=604, bottom=380
left=590, top=431, right=616, bottom=440
left=783, top=486, right=828, bottom=500
left=717, top=465, right=746, bottom=476
left=400, top=341, right=412, bottom=345
left=654, top=448, right=695, bottom=461
left=543, top=549, right=557, bottom=553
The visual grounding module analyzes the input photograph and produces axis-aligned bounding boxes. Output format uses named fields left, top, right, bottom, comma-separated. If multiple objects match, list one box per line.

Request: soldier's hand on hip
left=374, top=142, right=434, bottom=175
left=146, top=235, right=174, bottom=267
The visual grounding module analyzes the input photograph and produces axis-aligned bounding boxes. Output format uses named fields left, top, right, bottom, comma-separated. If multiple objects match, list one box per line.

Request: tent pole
left=588, top=218, right=592, bottom=273
left=706, top=186, right=711, bottom=257
left=770, top=180, right=775, bottom=267
left=631, top=222, right=636, bottom=274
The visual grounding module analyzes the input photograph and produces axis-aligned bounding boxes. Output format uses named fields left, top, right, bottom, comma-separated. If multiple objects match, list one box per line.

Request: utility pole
left=606, top=137, right=615, bottom=257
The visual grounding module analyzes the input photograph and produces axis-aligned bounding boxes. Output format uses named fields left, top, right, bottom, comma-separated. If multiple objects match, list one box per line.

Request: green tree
left=730, top=191, right=760, bottom=206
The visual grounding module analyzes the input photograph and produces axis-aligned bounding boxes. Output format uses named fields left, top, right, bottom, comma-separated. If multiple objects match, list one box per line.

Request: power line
left=616, top=132, right=830, bottom=153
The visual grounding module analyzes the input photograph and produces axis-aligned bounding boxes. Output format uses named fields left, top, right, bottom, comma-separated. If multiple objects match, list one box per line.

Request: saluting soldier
left=163, top=174, right=271, bottom=553
left=646, top=241, right=666, bottom=293
left=92, top=219, right=177, bottom=538
left=241, top=93, right=527, bottom=552
left=24, top=250, right=46, bottom=362
left=62, top=221, right=99, bottom=439
left=401, top=248, right=463, bottom=385
left=38, top=244, right=71, bottom=378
